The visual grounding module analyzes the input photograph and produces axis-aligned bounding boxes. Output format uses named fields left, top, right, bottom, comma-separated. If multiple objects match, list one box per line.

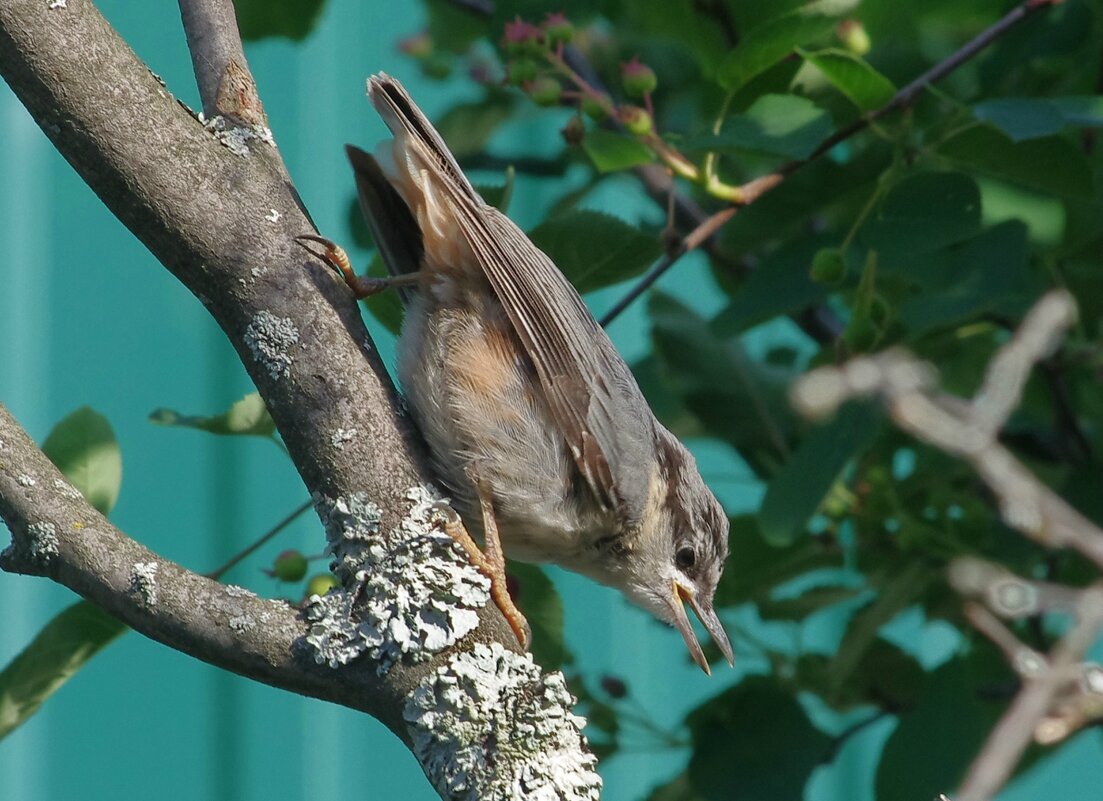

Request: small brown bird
left=299, top=73, right=732, bottom=673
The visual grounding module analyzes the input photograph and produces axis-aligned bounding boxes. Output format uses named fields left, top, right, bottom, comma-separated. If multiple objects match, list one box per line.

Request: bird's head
left=576, top=430, right=733, bottom=674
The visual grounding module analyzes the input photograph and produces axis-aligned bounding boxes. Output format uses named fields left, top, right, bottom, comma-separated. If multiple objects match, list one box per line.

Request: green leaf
left=687, top=676, right=831, bottom=800
left=939, top=126, right=1094, bottom=199
left=683, top=94, right=832, bottom=160
left=529, top=211, right=662, bottom=293
left=715, top=516, right=842, bottom=608
left=797, top=48, right=896, bottom=112
left=581, top=129, right=655, bottom=173
left=893, top=221, right=1031, bottom=337
left=972, top=96, right=1103, bottom=143
left=42, top=407, right=122, bottom=516
left=718, top=0, right=860, bottom=92
left=972, top=99, right=1069, bottom=142
left=861, top=172, right=982, bottom=255
left=435, top=92, right=515, bottom=160
left=759, top=402, right=878, bottom=546
left=875, top=649, right=1010, bottom=801
left=829, top=559, right=932, bottom=695
left=795, top=638, right=927, bottom=710
left=0, top=601, right=127, bottom=741
left=758, top=584, right=862, bottom=620
left=649, top=294, right=797, bottom=475
left=361, top=253, right=406, bottom=336
left=149, top=393, right=276, bottom=439
left=507, top=562, right=567, bottom=671
left=234, top=0, right=326, bottom=41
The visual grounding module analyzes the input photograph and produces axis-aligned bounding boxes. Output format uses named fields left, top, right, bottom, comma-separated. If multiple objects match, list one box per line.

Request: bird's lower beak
left=671, top=580, right=734, bottom=675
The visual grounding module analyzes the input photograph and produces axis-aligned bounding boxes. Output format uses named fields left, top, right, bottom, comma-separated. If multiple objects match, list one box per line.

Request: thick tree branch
left=0, top=2, right=600, bottom=797
left=0, top=406, right=408, bottom=730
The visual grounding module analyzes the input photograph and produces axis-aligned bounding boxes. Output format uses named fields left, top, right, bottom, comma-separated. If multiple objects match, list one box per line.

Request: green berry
left=503, top=17, right=543, bottom=57
left=305, top=573, right=338, bottom=599
left=543, top=12, right=574, bottom=45
left=528, top=76, right=562, bottom=107
left=273, top=549, right=308, bottom=582
left=507, top=58, right=539, bottom=86
left=620, top=105, right=654, bottom=136
left=581, top=94, right=610, bottom=121
left=621, top=57, right=657, bottom=98
left=810, top=248, right=847, bottom=284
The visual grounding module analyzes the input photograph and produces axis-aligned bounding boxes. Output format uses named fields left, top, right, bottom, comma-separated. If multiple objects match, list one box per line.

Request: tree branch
left=178, top=0, right=266, bottom=126
left=0, top=2, right=599, bottom=797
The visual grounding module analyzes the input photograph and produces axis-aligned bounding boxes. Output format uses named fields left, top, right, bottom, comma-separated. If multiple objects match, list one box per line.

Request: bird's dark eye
left=676, top=547, right=696, bottom=570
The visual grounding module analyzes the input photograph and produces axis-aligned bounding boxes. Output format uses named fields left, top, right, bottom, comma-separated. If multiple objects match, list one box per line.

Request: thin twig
left=205, top=499, right=314, bottom=580
left=956, top=588, right=1103, bottom=801
left=598, top=206, right=735, bottom=327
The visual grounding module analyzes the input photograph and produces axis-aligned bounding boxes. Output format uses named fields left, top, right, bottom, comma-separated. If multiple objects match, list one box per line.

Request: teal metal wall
left=3, top=2, right=1100, bottom=800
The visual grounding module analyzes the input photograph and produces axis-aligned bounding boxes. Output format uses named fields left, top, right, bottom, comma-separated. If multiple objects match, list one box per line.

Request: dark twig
left=599, top=206, right=736, bottom=327
left=205, top=499, right=314, bottom=580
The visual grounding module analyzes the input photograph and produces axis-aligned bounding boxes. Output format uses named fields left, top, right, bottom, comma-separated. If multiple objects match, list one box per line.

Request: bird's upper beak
left=670, top=580, right=734, bottom=675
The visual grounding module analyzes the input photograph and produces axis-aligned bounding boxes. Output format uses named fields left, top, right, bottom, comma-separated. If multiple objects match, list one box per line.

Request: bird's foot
left=294, top=234, right=419, bottom=298
left=431, top=499, right=531, bottom=651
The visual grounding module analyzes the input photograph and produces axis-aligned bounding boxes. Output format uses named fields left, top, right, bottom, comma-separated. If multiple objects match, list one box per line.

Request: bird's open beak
left=671, top=580, right=734, bottom=675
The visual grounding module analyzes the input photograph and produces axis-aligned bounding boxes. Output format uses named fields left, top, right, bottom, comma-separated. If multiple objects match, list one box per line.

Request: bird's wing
left=368, top=73, right=652, bottom=517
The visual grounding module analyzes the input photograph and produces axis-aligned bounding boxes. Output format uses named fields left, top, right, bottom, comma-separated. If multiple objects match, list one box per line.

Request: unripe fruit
left=305, top=573, right=338, bottom=598
left=582, top=94, right=610, bottom=121
left=561, top=116, right=585, bottom=146
left=528, top=76, right=562, bottom=107
left=273, top=549, right=308, bottom=582
left=844, top=316, right=879, bottom=352
left=503, top=17, right=543, bottom=57
left=507, top=58, right=539, bottom=86
left=837, top=20, right=871, bottom=56
left=543, top=12, right=573, bottom=45
left=620, top=105, right=654, bottom=136
left=810, top=248, right=847, bottom=284
left=621, top=57, right=657, bottom=98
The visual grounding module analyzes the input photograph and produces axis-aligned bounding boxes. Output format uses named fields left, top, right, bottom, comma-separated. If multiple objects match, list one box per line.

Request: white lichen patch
left=330, top=428, right=357, bottom=450
left=245, top=311, right=299, bottom=380
left=225, top=584, right=257, bottom=599
left=53, top=478, right=83, bottom=500
left=265, top=209, right=281, bottom=223
left=17, top=474, right=36, bottom=488
left=199, top=113, right=275, bottom=157
left=48, top=0, right=67, bottom=8
left=130, top=561, right=159, bottom=605
left=229, top=614, right=256, bottom=633
left=405, top=643, right=602, bottom=801
left=302, top=487, right=490, bottom=674
left=25, top=522, right=59, bottom=566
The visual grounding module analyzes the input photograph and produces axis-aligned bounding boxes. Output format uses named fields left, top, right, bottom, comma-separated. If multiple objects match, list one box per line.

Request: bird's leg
left=294, top=234, right=420, bottom=298
left=435, top=474, right=531, bottom=650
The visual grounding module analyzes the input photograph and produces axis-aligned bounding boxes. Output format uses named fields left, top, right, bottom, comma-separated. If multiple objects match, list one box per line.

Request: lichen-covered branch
left=0, top=1, right=600, bottom=797
left=791, top=291, right=1103, bottom=801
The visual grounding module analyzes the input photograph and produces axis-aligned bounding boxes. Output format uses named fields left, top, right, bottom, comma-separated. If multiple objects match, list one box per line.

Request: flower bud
left=503, top=16, right=545, bottom=57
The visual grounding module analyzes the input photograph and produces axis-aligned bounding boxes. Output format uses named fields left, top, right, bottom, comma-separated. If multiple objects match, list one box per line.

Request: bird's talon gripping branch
left=434, top=494, right=531, bottom=651
left=294, top=234, right=418, bottom=298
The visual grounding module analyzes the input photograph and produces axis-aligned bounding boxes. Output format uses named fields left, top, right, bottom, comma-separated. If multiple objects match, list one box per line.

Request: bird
left=297, top=73, right=732, bottom=674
